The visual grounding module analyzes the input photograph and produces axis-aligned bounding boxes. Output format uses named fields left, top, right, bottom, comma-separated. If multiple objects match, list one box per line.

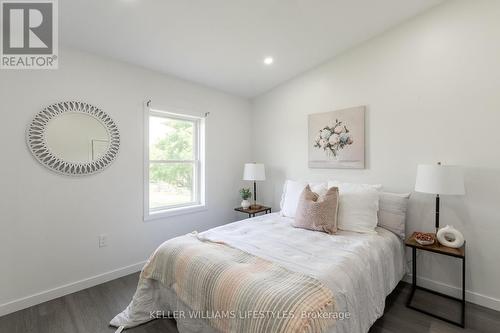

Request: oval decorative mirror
left=27, top=101, right=120, bottom=176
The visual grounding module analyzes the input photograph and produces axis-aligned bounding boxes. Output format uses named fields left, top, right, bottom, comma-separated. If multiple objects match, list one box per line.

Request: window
left=144, top=108, right=205, bottom=220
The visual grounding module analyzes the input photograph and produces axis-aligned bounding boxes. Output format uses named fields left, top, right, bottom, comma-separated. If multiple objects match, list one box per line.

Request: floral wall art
left=308, top=106, right=365, bottom=169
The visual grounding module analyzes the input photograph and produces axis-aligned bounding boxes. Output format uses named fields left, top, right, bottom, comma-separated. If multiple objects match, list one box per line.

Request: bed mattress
left=112, top=213, right=405, bottom=333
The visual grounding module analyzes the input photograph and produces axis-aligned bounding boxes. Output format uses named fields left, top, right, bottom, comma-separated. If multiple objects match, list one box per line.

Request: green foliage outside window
left=150, top=119, right=194, bottom=188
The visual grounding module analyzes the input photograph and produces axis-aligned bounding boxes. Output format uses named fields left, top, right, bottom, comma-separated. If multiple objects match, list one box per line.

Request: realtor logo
left=1, top=0, right=58, bottom=69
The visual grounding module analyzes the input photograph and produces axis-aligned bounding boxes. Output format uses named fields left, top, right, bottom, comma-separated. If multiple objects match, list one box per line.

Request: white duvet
left=112, top=213, right=405, bottom=333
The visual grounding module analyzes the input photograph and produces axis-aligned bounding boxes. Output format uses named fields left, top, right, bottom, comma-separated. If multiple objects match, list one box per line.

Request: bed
left=111, top=213, right=405, bottom=333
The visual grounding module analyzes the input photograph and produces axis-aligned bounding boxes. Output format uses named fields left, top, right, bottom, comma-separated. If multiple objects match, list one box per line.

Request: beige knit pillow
left=293, top=185, right=339, bottom=234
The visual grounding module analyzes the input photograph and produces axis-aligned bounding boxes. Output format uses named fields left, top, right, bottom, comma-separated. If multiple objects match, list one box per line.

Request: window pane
left=149, top=163, right=194, bottom=209
left=149, top=116, right=194, bottom=161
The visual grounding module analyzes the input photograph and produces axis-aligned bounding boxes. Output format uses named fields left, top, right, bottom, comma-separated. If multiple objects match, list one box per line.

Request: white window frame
left=144, top=106, right=206, bottom=221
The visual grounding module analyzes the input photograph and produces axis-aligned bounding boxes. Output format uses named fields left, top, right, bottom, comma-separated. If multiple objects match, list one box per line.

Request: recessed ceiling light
left=263, top=57, right=274, bottom=65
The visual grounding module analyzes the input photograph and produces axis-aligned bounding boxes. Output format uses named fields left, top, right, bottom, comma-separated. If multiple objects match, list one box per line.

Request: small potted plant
left=239, top=188, right=252, bottom=209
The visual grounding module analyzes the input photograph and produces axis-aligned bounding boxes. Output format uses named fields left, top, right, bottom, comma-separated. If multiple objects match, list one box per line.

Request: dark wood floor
left=1, top=272, right=499, bottom=333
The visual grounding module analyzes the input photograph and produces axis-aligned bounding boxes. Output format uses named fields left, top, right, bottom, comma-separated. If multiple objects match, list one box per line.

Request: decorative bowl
left=414, top=232, right=435, bottom=246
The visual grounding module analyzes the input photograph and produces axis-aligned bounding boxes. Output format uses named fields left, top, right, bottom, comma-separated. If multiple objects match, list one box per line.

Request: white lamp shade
left=243, top=163, right=266, bottom=181
left=415, top=164, right=465, bottom=195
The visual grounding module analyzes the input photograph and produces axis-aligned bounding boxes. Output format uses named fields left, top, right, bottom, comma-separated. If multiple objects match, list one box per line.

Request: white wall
left=251, top=0, right=500, bottom=310
left=0, top=47, right=251, bottom=314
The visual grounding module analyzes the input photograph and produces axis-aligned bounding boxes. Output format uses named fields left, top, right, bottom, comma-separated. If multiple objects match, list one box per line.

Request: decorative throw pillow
left=280, top=180, right=328, bottom=218
left=377, top=192, right=410, bottom=238
left=332, top=183, right=380, bottom=234
left=293, top=185, right=339, bottom=234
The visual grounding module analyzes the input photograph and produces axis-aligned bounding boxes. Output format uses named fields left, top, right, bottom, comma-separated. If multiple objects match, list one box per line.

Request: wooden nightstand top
left=405, top=232, right=465, bottom=258
left=234, top=205, right=271, bottom=214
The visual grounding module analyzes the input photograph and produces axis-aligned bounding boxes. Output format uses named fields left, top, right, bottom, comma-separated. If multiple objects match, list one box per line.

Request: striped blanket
left=141, top=233, right=335, bottom=333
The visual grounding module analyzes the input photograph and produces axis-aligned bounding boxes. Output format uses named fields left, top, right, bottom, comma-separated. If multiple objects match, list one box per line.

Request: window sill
left=144, top=204, right=207, bottom=221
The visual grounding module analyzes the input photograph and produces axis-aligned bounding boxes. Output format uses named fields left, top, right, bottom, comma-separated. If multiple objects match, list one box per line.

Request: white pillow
left=280, top=180, right=327, bottom=218
left=329, top=182, right=380, bottom=234
left=327, top=180, right=382, bottom=191
left=377, top=192, right=410, bottom=238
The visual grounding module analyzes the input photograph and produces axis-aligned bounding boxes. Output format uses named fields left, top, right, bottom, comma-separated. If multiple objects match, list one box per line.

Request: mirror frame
left=27, top=101, right=120, bottom=176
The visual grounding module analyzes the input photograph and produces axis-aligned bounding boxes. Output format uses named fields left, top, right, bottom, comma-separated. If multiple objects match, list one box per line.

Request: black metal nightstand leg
left=406, top=246, right=466, bottom=328
left=412, top=247, right=417, bottom=286
left=462, top=253, right=466, bottom=327
left=407, top=247, right=417, bottom=306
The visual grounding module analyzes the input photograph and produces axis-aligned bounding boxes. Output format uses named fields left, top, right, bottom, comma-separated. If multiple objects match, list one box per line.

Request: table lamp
left=415, top=162, right=465, bottom=233
left=243, top=163, right=266, bottom=209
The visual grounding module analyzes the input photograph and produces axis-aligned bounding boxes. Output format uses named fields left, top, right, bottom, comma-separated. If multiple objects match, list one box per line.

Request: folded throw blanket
left=112, top=233, right=335, bottom=333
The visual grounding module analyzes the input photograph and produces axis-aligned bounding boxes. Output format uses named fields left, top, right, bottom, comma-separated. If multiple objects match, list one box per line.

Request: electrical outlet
left=99, top=234, right=108, bottom=248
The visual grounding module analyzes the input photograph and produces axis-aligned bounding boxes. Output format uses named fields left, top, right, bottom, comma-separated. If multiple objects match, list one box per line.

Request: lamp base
left=435, top=194, right=440, bottom=232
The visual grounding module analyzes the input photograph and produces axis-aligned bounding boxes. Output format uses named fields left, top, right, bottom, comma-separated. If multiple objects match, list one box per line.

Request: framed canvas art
left=308, top=106, right=365, bottom=169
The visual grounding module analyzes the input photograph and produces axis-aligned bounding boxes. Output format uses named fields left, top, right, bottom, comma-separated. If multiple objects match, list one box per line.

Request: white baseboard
left=0, top=261, right=146, bottom=317
left=404, top=274, right=500, bottom=311
left=2, top=265, right=499, bottom=317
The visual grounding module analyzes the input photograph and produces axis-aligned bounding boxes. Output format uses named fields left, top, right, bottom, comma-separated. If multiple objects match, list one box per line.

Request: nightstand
left=234, top=205, right=271, bottom=218
left=405, top=232, right=466, bottom=327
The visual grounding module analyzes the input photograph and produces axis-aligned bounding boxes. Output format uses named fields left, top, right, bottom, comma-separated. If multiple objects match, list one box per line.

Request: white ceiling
left=61, top=0, right=444, bottom=98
